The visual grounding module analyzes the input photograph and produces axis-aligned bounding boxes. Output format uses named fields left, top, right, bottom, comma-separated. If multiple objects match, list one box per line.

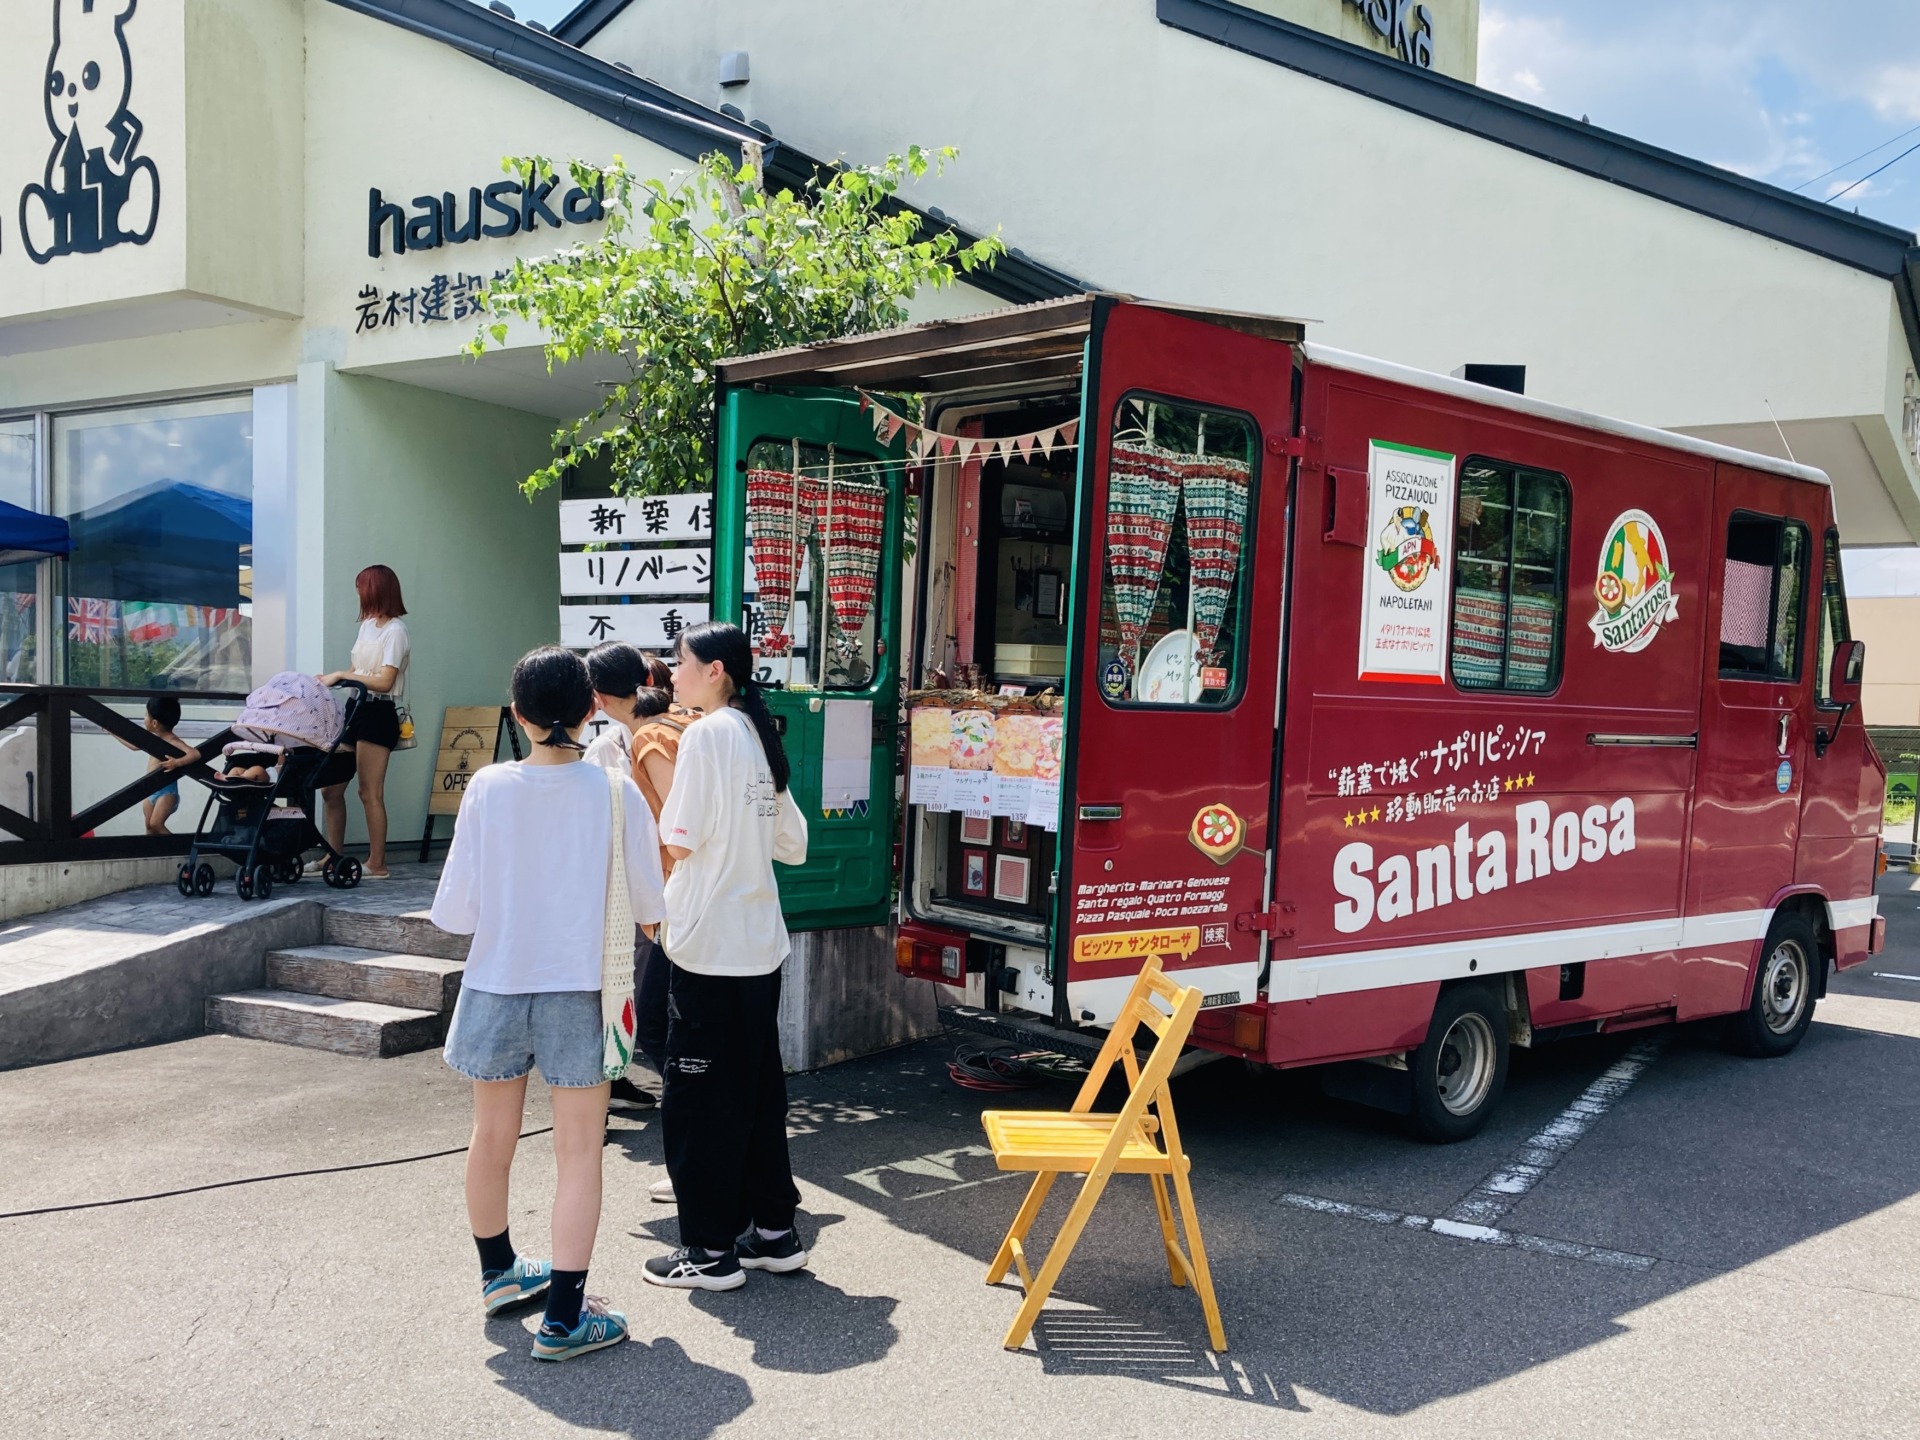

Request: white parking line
left=1280, top=1191, right=1658, bottom=1271
left=1870, top=972, right=1920, bottom=983
left=1281, top=1038, right=1667, bottom=1272
left=1445, top=1039, right=1664, bottom=1227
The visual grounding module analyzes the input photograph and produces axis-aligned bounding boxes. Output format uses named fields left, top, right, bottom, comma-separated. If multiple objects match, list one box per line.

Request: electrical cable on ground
left=945, top=1037, right=1088, bottom=1092
left=0, top=1126, right=555, bottom=1222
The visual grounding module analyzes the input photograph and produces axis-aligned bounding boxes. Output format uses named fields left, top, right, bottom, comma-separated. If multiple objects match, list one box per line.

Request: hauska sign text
left=1341, top=0, right=1437, bottom=70
left=367, top=171, right=604, bottom=259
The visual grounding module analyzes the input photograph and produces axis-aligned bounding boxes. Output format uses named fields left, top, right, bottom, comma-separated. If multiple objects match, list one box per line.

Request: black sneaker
left=735, top=1228, right=809, bottom=1274
left=607, top=1077, right=657, bottom=1111
left=643, top=1247, right=745, bottom=1291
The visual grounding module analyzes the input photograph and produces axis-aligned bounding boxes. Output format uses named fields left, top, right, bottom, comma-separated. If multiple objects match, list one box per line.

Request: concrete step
left=206, top=989, right=446, bottom=1058
left=323, top=906, right=470, bottom=962
left=265, top=945, right=463, bottom=1013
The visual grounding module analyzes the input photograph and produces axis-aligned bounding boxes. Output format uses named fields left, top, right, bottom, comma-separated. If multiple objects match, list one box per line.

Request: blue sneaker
left=531, top=1297, right=629, bottom=1361
left=482, top=1256, right=552, bottom=1316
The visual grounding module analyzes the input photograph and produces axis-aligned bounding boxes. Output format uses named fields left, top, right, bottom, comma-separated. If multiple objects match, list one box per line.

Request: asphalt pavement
left=3, top=877, right=1918, bottom=1438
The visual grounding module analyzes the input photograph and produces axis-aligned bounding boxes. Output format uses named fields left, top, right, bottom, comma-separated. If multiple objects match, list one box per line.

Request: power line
left=1827, top=137, right=1920, bottom=205
left=1791, top=121, right=1920, bottom=193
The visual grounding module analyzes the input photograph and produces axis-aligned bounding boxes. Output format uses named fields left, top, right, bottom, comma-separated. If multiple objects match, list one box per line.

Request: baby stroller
left=177, top=675, right=368, bottom=901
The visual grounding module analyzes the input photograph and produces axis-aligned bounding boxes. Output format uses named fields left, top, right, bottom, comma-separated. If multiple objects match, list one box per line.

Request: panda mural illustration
left=18, top=0, right=160, bottom=264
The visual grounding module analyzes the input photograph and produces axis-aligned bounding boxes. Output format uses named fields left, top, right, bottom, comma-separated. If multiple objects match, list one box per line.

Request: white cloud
left=1477, top=2, right=1920, bottom=225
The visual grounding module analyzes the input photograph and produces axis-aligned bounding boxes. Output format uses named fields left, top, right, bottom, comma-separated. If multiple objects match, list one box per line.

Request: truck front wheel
left=1730, top=910, right=1819, bottom=1058
left=1408, top=983, right=1509, bottom=1143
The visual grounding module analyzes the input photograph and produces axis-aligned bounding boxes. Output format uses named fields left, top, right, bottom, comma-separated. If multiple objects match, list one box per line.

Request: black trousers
left=661, top=962, right=800, bottom=1253
left=635, top=939, right=669, bottom=1074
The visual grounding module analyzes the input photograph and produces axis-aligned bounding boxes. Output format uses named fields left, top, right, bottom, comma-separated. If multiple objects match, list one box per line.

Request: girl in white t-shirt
left=317, top=564, right=411, bottom=878
left=642, top=621, right=809, bottom=1293
left=432, top=645, right=665, bottom=1360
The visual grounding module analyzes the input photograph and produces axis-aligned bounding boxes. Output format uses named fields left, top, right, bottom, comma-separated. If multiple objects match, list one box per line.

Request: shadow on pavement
left=690, top=1266, right=901, bottom=1373
left=484, top=1332, right=752, bottom=1440
left=777, top=1001, right=1920, bottom=1417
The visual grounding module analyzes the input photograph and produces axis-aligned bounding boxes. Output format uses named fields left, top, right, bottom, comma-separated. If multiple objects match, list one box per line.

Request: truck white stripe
left=1270, top=897, right=1875, bottom=1002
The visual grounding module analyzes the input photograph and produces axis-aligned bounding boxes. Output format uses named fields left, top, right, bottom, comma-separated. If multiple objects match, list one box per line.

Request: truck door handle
left=1778, top=713, right=1791, bottom=756
left=1078, top=804, right=1124, bottom=822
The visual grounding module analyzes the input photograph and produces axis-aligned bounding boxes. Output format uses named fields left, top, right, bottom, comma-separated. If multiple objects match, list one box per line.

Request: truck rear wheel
left=1730, top=910, right=1819, bottom=1058
left=1408, top=983, right=1509, bottom=1143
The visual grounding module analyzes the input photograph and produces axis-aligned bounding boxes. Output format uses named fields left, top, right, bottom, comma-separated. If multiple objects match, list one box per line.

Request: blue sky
left=507, top=0, right=1920, bottom=235
left=1480, top=1, right=1920, bottom=235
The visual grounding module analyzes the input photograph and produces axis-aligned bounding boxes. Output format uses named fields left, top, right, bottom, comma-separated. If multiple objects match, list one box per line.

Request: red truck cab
left=711, top=295, right=1884, bottom=1139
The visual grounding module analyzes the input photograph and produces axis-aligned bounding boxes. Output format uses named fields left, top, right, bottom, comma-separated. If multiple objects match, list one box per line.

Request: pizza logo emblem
left=1589, top=510, right=1679, bottom=654
left=1375, top=506, right=1439, bottom=593
left=1189, top=802, right=1246, bottom=865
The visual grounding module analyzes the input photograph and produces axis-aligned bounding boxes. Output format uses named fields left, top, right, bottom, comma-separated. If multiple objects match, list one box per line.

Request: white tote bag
left=599, top=768, right=637, bottom=1080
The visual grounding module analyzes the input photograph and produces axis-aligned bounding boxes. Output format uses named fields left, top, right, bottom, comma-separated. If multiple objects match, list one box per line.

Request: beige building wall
left=1852, top=597, right=1920, bottom=728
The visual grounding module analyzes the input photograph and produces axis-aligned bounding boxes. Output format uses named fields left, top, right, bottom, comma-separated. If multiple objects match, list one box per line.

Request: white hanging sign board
left=559, top=494, right=714, bottom=545
left=1357, top=440, right=1456, bottom=684
left=560, top=548, right=711, bottom=598
left=820, top=700, right=873, bottom=810
left=558, top=602, right=709, bottom=650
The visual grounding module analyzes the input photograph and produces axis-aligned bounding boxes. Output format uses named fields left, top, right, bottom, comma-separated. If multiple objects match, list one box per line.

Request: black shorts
left=344, top=698, right=401, bottom=750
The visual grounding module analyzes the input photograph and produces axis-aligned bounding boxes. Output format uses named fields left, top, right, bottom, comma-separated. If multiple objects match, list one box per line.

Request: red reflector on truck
left=1872, top=915, right=1887, bottom=955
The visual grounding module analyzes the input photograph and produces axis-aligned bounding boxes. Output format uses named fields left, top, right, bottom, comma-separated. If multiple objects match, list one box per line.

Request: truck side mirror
left=1816, top=640, right=1864, bottom=757
left=1829, top=639, right=1865, bottom=707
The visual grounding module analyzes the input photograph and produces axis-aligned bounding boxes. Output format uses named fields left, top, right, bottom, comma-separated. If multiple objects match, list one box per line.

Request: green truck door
left=713, top=386, right=907, bottom=931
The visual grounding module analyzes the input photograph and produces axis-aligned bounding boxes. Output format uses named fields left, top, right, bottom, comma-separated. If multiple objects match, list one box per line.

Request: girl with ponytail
left=431, top=646, right=666, bottom=1358
left=643, top=622, right=811, bottom=1291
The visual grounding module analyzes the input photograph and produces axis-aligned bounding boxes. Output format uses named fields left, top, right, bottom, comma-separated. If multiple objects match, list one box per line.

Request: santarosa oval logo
left=1589, top=510, right=1679, bottom=654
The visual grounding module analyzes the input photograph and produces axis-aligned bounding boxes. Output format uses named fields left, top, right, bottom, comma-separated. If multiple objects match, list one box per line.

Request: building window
left=1450, top=458, right=1570, bottom=693
left=1720, top=511, right=1808, bottom=682
left=1097, top=396, right=1258, bottom=708
left=54, top=396, right=253, bottom=693
left=0, top=420, right=37, bottom=683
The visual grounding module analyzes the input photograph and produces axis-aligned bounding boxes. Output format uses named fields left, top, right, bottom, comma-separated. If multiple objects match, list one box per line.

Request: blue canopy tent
left=66, top=481, right=250, bottom=608
left=0, top=499, right=71, bottom=568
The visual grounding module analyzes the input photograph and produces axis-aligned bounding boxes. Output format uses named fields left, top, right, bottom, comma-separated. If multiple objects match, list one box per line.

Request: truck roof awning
left=714, top=294, right=1308, bottom=393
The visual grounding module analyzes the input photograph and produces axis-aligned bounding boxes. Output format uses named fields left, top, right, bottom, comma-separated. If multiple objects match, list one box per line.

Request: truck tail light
left=895, top=923, right=969, bottom=982
left=1877, top=843, right=1888, bottom=877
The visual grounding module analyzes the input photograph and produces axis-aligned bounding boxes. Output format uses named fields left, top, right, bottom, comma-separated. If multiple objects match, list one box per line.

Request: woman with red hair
left=317, top=564, right=412, bottom=879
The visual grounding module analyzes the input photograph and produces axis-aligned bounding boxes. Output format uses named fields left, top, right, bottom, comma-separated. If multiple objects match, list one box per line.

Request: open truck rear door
left=1059, top=300, right=1298, bottom=1023
left=712, top=386, right=907, bottom=931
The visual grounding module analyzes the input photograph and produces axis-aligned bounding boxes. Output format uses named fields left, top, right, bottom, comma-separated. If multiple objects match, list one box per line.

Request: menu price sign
left=1358, top=440, right=1456, bottom=684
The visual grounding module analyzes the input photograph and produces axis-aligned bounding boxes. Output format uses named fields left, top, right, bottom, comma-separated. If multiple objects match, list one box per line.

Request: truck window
left=1450, top=458, right=1570, bottom=693
left=743, top=438, right=889, bottom=690
left=1815, top=529, right=1851, bottom=706
left=1720, top=512, right=1808, bottom=681
left=1097, top=396, right=1258, bottom=707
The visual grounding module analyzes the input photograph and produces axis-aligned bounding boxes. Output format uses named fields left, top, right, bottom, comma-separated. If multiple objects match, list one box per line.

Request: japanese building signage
left=1358, top=439, right=1455, bottom=684
left=556, top=493, right=800, bottom=658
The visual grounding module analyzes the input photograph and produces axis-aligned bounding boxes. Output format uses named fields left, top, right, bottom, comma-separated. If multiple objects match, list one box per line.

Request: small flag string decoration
left=857, top=392, right=1078, bottom=466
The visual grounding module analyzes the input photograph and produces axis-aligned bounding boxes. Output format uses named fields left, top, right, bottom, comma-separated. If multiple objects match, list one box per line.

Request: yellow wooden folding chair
left=979, top=956, right=1227, bottom=1353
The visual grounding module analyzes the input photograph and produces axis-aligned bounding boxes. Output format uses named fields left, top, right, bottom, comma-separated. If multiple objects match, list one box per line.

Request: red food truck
left=710, top=294, right=1886, bottom=1139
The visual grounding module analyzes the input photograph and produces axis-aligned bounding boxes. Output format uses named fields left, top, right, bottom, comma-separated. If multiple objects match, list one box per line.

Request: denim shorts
left=442, top=987, right=606, bottom=1088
